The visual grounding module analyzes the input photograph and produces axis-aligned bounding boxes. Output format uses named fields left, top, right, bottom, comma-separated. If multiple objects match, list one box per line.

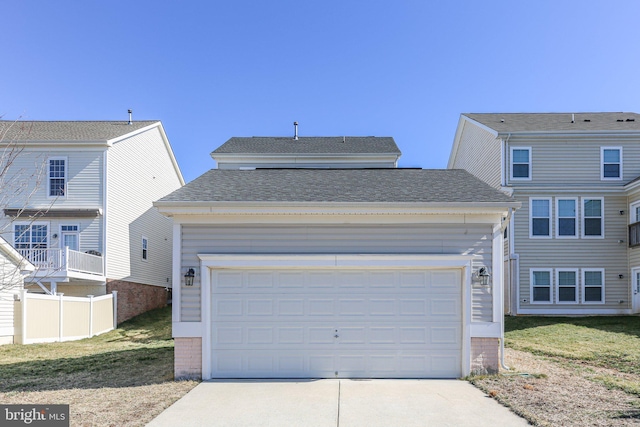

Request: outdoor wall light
left=619, top=274, right=624, bottom=279
left=184, top=268, right=195, bottom=286
left=475, top=267, right=491, bottom=286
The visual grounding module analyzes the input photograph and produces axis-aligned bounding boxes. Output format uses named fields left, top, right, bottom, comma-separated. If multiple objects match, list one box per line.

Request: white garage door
left=210, top=268, right=462, bottom=378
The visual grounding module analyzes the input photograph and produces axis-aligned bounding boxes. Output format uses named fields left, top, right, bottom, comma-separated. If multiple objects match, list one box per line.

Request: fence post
left=111, top=291, right=118, bottom=329
left=21, top=290, right=28, bottom=344
left=58, top=293, right=64, bottom=342
left=88, top=295, right=94, bottom=337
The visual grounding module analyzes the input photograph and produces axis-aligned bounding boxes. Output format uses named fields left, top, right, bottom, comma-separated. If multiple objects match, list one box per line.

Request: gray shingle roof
left=212, top=137, right=401, bottom=155
left=464, top=113, right=640, bottom=133
left=0, top=120, right=159, bottom=141
left=157, top=169, right=515, bottom=204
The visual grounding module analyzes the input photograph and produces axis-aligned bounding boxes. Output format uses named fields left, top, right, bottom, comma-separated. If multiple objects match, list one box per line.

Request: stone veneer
left=470, top=337, right=500, bottom=374
left=174, top=337, right=202, bottom=379
left=106, top=279, right=167, bottom=324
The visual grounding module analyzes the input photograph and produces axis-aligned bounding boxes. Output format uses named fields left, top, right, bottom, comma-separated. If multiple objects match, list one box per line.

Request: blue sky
left=4, top=1, right=640, bottom=182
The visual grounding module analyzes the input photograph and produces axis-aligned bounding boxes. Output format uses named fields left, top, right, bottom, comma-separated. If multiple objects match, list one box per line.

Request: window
left=556, top=198, right=577, bottom=238
left=601, top=147, right=622, bottom=180
left=530, top=198, right=551, bottom=237
left=48, top=157, right=67, bottom=197
left=14, top=223, right=48, bottom=264
left=582, top=198, right=603, bottom=238
left=556, top=269, right=578, bottom=303
left=583, top=269, right=604, bottom=303
left=531, top=269, right=552, bottom=303
left=142, top=237, right=148, bottom=260
left=511, top=147, right=531, bottom=180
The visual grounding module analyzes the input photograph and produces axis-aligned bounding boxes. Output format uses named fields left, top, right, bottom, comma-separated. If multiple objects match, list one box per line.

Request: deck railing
left=17, top=247, right=104, bottom=276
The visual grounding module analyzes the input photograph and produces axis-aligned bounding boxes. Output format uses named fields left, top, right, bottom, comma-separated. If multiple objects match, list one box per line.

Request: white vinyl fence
left=14, top=291, right=117, bottom=344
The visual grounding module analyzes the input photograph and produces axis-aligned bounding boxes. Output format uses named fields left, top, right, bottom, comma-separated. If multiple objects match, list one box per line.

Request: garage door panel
left=211, top=268, right=463, bottom=378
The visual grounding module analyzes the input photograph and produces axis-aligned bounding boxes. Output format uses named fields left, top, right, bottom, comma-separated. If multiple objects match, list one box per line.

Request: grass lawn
left=470, top=315, right=640, bottom=426
left=0, top=306, right=198, bottom=426
left=505, top=315, right=640, bottom=395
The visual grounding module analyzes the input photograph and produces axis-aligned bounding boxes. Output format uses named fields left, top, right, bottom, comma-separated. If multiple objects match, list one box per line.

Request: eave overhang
left=4, top=208, right=102, bottom=218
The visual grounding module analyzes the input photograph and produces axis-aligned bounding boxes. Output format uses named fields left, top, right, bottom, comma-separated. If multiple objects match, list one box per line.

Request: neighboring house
left=0, top=120, right=185, bottom=323
left=449, top=112, right=640, bottom=316
left=0, top=236, right=35, bottom=344
left=155, top=134, right=519, bottom=380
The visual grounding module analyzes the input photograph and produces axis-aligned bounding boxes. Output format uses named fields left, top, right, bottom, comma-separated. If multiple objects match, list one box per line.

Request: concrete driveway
left=147, top=379, right=529, bottom=427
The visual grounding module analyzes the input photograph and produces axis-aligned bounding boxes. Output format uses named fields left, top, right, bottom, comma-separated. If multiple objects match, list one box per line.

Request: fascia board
left=106, top=122, right=161, bottom=145
left=497, top=130, right=640, bottom=139
left=0, top=237, right=35, bottom=271
left=155, top=122, right=186, bottom=186
left=154, top=201, right=521, bottom=216
left=0, top=140, right=108, bottom=149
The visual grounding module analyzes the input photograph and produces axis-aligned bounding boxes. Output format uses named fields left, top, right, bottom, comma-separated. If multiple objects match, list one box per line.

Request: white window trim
left=13, top=221, right=50, bottom=250
left=555, top=197, right=578, bottom=239
left=142, top=236, right=149, bottom=261
left=600, top=147, right=623, bottom=181
left=529, top=197, right=552, bottom=239
left=47, top=156, right=68, bottom=199
left=630, top=200, right=640, bottom=224
left=530, top=268, right=553, bottom=304
left=510, top=147, right=532, bottom=181
left=582, top=268, right=605, bottom=304
left=556, top=268, right=579, bottom=304
left=581, top=197, right=604, bottom=239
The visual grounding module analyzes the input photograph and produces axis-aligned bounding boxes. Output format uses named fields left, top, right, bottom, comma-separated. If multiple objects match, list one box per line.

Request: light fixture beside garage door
left=184, top=268, right=196, bottom=286
left=474, top=267, right=491, bottom=286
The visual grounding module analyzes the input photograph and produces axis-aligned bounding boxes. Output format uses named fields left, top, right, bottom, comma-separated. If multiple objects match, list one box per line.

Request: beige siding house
left=0, top=120, right=184, bottom=324
left=449, top=112, right=640, bottom=315
left=156, top=134, right=519, bottom=380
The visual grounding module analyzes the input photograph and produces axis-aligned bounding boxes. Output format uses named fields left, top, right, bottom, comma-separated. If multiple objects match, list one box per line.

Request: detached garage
left=154, top=136, right=519, bottom=380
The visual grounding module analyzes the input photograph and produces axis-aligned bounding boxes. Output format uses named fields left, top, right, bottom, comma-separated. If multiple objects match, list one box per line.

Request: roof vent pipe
left=128, top=109, right=133, bottom=125
left=571, top=113, right=575, bottom=123
left=293, top=121, right=298, bottom=140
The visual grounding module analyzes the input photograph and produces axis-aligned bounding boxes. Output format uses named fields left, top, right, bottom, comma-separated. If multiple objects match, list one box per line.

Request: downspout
left=499, top=207, right=514, bottom=371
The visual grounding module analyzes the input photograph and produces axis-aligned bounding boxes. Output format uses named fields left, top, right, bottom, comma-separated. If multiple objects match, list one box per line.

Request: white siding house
left=0, top=120, right=184, bottom=324
left=156, top=135, right=519, bottom=380
left=449, top=112, right=640, bottom=315
left=0, top=237, right=35, bottom=344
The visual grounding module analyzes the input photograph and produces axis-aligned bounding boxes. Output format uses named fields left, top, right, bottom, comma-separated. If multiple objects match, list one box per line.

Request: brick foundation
left=106, top=279, right=167, bottom=324
left=470, top=337, right=500, bottom=375
left=175, top=337, right=202, bottom=379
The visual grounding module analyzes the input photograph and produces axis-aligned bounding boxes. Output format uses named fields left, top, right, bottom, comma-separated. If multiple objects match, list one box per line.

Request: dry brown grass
left=0, top=307, right=198, bottom=426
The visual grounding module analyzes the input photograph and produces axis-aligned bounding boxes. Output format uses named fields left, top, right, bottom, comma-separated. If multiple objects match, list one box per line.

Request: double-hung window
left=530, top=198, right=551, bottom=238
left=582, top=198, right=603, bottom=238
left=601, top=147, right=622, bottom=180
left=511, top=147, right=531, bottom=180
left=583, top=269, right=605, bottom=303
left=48, top=157, right=67, bottom=197
left=142, top=237, right=148, bottom=261
left=531, top=269, right=552, bottom=303
left=556, top=269, right=578, bottom=303
left=556, top=198, right=577, bottom=238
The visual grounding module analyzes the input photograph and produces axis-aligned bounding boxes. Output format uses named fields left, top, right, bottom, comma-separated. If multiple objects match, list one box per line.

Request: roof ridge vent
left=626, top=118, right=635, bottom=122
left=617, top=119, right=624, bottom=122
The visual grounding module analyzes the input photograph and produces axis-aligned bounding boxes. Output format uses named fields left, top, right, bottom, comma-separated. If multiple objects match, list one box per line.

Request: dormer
left=211, top=136, right=401, bottom=169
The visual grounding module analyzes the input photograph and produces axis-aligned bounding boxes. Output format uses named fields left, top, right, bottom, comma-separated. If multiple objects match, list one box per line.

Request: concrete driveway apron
left=147, top=379, right=529, bottom=427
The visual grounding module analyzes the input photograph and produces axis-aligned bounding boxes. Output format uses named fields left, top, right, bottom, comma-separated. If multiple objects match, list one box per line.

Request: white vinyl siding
left=449, top=120, right=502, bottom=188
left=601, top=147, right=622, bottom=180
left=180, top=224, right=494, bottom=323
left=582, top=269, right=605, bottom=304
left=105, top=126, right=182, bottom=286
left=510, top=147, right=531, bottom=181
left=530, top=198, right=551, bottom=238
